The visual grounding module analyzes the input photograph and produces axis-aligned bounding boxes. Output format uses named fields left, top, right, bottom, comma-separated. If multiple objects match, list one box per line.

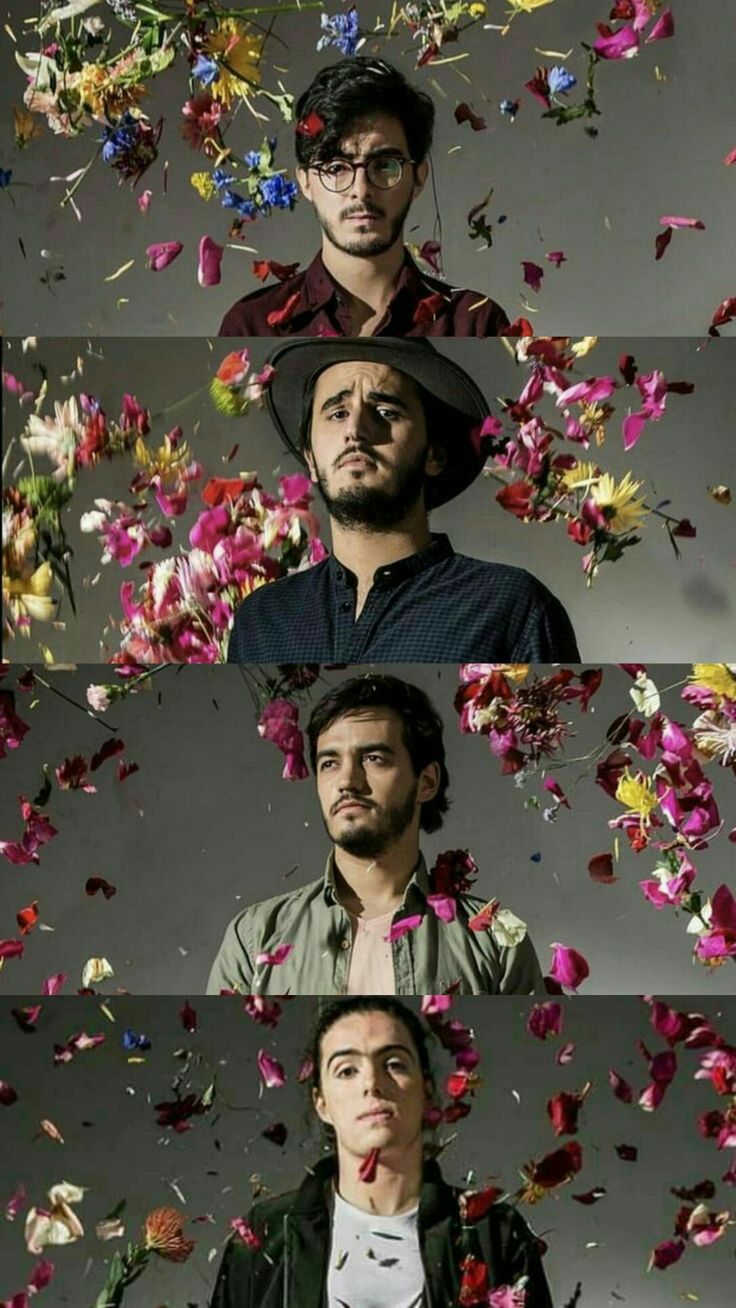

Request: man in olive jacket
left=207, top=675, right=544, bottom=996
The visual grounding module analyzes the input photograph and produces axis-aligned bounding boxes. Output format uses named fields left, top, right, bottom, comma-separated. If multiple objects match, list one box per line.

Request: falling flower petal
left=146, top=241, right=184, bottom=272
left=358, top=1147, right=381, bottom=1183
left=256, top=1049, right=286, bottom=1089
left=198, top=235, right=224, bottom=287
left=384, top=914, right=423, bottom=942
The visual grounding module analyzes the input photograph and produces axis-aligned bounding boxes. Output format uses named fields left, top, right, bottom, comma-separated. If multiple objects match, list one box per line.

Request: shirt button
left=339, top=938, right=351, bottom=951
left=340, top=601, right=350, bottom=612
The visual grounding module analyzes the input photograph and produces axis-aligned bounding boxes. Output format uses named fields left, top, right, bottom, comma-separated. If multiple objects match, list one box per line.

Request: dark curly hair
left=294, top=57, right=435, bottom=169
left=306, top=674, right=450, bottom=833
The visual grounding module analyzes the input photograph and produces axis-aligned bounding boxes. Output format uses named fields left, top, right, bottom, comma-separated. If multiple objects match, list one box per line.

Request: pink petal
left=427, top=894, right=457, bottom=923
left=593, top=26, right=640, bottom=59
left=41, top=973, right=67, bottom=996
left=622, top=409, right=648, bottom=450
left=724, top=147, right=736, bottom=166
left=255, top=944, right=294, bottom=967
left=137, top=189, right=153, bottom=213
left=198, top=235, right=224, bottom=287
left=146, top=240, right=183, bottom=272
left=549, top=943, right=589, bottom=991
left=256, top=1049, right=286, bottom=1089
left=384, top=914, right=423, bottom=942
left=645, top=7, right=674, bottom=42
left=659, top=215, right=705, bottom=230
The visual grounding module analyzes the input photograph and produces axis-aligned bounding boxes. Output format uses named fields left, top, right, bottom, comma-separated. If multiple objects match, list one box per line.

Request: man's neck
left=320, top=236, right=407, bottom=332
left=332, top=837, right=421, bottom=919
left=330, top=507, right=433, bottom=618
left=336, top=1144, right=423, bottom=1216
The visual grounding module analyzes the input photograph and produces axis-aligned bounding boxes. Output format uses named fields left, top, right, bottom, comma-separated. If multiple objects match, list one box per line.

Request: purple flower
left=548, top=66, right=577, bottom=96
left=221, top=190, right=257, bottom=219
left=193, top=54, right=219, bottom=86
left=258, top=174, right=298, bottom=211
left=317, top=7, right=360, bottom=56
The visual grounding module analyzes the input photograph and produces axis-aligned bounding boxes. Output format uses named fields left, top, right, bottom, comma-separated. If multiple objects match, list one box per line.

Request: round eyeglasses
left=314, top=155, right=414, bottom=192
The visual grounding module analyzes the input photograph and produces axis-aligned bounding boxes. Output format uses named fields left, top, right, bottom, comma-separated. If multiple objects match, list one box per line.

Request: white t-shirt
left=327, top=1191, right=425, bottom=1308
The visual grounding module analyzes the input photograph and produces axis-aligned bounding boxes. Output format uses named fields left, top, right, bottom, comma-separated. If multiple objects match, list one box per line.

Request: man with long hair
left=210, top=997, right=554, bottom=1305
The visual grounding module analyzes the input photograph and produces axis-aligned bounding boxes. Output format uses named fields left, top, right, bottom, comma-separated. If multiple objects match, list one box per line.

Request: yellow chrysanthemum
left=205, top=19, right=263, bottom=108
left=191, top=171, right=217, bottom=201
left=579, top=401, right=614, bottom=447
left=559, top=461, right=600, bottom=494
left=590, top=471, right=648, bottom=535
left=75, top=63, right=145, bottom=119
left=615, top=771, right=659, bottom=820
left=469, top=3, right=487, bottom=16
left=133, top=435, right=193, bottom=481
left=689, top=664, right=736, bottom=704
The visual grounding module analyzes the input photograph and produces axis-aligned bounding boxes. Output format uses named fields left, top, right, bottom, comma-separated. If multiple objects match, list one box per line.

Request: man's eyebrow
left=326, top=1042, right=415, bottom=1069
left=330, top=148, right=405, bottom=161
left=315, top=742, right=396, bottom=761
left=319, top=389, right=409, bottom=414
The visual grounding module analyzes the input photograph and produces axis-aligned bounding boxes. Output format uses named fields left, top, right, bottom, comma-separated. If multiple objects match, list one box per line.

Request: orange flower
left=142, top=1207, right=194, bottom=1262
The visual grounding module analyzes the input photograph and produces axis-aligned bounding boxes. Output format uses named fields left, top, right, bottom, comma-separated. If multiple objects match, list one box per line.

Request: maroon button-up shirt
left=218, top=250, right=509, bottom=337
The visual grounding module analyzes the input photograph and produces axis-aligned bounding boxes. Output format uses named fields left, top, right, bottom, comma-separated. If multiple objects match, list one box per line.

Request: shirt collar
left=322, top=850, right=431, bottom=909
left=328, top=533, right=454, bottom=590
left=303, top=248, right=434, bottom=314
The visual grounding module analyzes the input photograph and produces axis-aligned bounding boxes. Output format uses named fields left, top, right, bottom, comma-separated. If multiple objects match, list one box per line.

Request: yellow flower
left=590, top=471, right=648, bottom=535
left=569, top=336, right=599, bottom=358
left=469, top=2, right=487, bottom=15
left=74, top=63, right=145, bottom=119
left=559, top=461, right=600, bottom=494
left=133, top=434, right=193, bottom=482
left=205, top=19, right=263, bottom=108
left=3, top=560, right=58, bottom=624
left=689, top=664, right=736, bottom=704
left=579, top=401, right=614, bottom=447
left=615, top=771, right=659, bottom=821
left=191, top=171, right=217, bottom=201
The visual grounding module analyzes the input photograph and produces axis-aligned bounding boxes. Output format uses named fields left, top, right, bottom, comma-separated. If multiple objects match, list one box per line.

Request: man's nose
left=339, top=399, right=374, bottom=445
left=348, top=164, right=374, bottom=202
left=337, top=754, right=368, bottom=790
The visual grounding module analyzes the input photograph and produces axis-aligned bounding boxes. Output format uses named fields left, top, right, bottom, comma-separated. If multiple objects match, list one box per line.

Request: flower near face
left=25, top=1181, right=86, bottom=1253
left=203, top=19, right=263, bottom=108
left=257, top=699, right=308, bottom=781
left=317, top=8, right=362, bottom=56
left=142, top=1207, right=194, bottom=1262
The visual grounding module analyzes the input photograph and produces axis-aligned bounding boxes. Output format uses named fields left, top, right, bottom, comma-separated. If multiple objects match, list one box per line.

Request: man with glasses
left=219, top=58, right=509, bottom=337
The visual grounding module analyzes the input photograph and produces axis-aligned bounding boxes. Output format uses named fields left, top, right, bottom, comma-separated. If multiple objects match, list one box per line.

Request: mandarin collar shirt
left=227, top=534, right=580, bottom=663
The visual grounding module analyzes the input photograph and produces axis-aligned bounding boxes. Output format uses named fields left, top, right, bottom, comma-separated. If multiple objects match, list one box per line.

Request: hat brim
left=264, top=338, right=491, bottom=508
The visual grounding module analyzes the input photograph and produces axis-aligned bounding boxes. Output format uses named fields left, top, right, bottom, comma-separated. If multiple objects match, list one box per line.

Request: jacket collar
left=322, top=850, right=432, bottom=910
left=293, top=1154, right=458, bottom=1228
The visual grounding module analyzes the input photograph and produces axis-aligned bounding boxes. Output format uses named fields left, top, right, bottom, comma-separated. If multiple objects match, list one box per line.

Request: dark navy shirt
left=227, top=535, right=580, bottom=662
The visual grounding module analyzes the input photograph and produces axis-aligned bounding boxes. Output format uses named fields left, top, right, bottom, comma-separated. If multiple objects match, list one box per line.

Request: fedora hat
left=264, top=337, right=493, bottom=508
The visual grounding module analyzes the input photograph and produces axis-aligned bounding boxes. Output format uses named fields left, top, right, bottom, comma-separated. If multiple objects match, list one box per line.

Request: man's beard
left=318, top=193, right=413, bottom=258
left=326, top=781, right=419, bottom=858
left=314, top=443, right=429, bottom=530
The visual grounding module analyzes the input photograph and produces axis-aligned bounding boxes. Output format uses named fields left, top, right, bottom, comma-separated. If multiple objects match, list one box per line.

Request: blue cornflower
left=122, top=1027, right=151, bottom=1052
left=100, top=112, right=140, bottom=163
left=244, top=150, right=262, bottom=170
left=193, top=54, right=219, bottom=86
left=212, top=165, right=236, bottom=190
left=0, top=168, right=12, bottom=188
left=258, top=174, right=298, bottom=211
left=548, top=66, right=577, bottom=96
left=316, top=7, right=360, bottom=57
left=221, top=189, right=257, bottom=219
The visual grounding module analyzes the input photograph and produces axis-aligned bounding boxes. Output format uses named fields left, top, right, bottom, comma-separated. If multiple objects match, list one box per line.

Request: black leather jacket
left=210, top=1155, right=554, bottom=1307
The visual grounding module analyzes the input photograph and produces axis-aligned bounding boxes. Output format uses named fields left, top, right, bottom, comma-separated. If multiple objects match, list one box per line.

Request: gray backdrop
left=3, top=335, right=735, bottom=661
left=1, top=1, right=734, bottom=335
left=1, top=662, right=734, bottom=995
left=0, top=996, right=734, bottom=1306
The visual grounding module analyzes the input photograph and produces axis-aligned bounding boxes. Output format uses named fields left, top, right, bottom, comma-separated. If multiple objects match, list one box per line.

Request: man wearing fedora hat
left=219, top=58, right=508, bottom=337
left=226, top=337, right=579, bottom=663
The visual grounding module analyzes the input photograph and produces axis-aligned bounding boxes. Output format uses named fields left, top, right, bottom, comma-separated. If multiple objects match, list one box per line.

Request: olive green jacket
left=207, top=854, right=544, bottom=996
left=210, top=1155, right=554, bottom=1308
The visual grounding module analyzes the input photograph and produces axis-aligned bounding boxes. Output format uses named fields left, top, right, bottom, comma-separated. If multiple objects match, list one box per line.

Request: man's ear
left=313, top=1087, right=332, bottom=1125
left=304, top=441, right=318, bottom=484
left=296, top=166, right=313, bottom=204
left=417, top=760, right=441, bottom=805
left=424, top=440, right=447, bottom=481
left=412, top=159, right=429, bottom=200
